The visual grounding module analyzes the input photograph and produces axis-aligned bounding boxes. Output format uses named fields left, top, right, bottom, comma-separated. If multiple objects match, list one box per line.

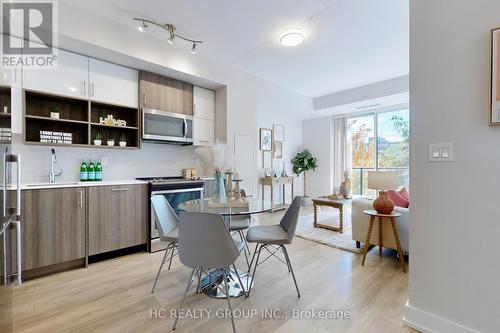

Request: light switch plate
left=429, top=143, right=453, bottom=162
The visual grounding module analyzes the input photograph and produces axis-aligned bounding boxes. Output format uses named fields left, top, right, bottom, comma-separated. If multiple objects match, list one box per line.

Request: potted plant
left=119, top=134, right=127, bottom=147
left=291, top=149, right=318, bottom=205
left=49, top=105, right=60, bottom=119
left=107, top=138, right=115, bottom=146
left=94, top=133, right=102, bottom=146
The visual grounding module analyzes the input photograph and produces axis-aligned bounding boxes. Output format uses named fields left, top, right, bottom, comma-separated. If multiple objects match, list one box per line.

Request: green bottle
left=80, top=161, right=88, bottom=181
left=88, top=161, right=95, bottom=181
left=95, top=162, right=103, bottom=181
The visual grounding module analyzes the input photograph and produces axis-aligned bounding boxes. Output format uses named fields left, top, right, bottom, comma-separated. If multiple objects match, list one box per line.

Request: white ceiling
left=63, top=0, right=409, bottom=98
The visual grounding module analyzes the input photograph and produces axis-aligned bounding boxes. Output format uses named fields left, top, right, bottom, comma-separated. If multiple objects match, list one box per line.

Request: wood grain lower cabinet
left=21, top=187, right=86, bottom=270
left=88, top=184, right=148, bottom=255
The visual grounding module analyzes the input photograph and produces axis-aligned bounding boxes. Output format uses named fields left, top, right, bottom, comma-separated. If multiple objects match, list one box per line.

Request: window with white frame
left=346, top=109, right=409, bottom=196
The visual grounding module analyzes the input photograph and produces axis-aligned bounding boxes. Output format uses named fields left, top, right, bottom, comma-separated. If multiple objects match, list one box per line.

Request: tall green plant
left=291, top=149, right=317, bottom=196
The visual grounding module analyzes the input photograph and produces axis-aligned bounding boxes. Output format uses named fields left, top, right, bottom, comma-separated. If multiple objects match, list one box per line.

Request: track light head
left=190, top=43, right=197, bottom=54
left=137, top=20, right=148, bottom=32
left=167, top=33, right=175, bottom=45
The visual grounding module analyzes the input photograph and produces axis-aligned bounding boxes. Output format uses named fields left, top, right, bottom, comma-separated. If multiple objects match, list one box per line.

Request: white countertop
left=20, top=179, right=148, bottom=190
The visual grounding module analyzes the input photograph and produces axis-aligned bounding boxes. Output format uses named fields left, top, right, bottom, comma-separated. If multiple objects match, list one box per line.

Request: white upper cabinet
left=193, top=117, right=215, bottom=147
left=88, top=58, right=138, bottom=108
left=193, top=86, right=215, bottom=120
left=0, top=67, right=21, bottom=88
left=23, top=49, right=89, bottom=99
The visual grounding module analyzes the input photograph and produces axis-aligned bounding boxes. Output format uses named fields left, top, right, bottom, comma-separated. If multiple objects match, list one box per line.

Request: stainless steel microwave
left=142, top=108, right=193, bottom=145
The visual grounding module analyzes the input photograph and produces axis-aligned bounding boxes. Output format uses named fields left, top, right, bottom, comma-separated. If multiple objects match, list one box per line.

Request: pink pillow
left=398, top=187, right=409, bottom=200
left=388, top=190, right=409, bottom=208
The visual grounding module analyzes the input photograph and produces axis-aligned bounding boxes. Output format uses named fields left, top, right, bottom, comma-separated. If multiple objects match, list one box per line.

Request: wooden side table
left=361, top=210, right=406, bottom=273
left=261, top=177, right=294, bottom=213
left=311, top=197, right=348, bottom=233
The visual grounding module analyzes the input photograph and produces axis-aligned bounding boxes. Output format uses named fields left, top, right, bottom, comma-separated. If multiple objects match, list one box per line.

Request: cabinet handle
left=91, top=82, right=95, bottom=97
left=80, top=190, right=83, bottom=208
left=82, top=80, right=86, bottom=96
left=193, top=103, right=196, bottom=115
left=111, top=188, right=129, bottom=192
left=199, top=140, right=209, bottom=143
left=143, top=92, right=146, bottom=107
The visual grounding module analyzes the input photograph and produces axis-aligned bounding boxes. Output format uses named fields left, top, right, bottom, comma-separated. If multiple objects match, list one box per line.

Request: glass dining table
left=178, top=197, right=273, bottom=298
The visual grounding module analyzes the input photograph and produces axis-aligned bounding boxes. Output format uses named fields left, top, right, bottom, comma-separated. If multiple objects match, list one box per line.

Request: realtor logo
left=1, top=0, right=58, bottom=68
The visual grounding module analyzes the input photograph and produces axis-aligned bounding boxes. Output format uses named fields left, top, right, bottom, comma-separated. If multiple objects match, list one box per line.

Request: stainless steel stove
left=137, top=176, right=205, bottom=252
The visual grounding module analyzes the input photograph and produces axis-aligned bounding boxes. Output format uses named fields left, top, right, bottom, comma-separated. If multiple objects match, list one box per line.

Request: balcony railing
left=351, top=167, right=409, bottom=196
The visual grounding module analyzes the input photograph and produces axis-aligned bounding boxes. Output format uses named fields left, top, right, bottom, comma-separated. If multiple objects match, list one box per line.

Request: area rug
left=295, top=206, right=362, bottom=254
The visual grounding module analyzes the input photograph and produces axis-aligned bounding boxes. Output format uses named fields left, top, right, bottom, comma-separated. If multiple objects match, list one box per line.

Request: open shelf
left=23, top=91, right=140, bottom=149
left=0, top=87, right=12, bottom=143
left=25, top=91, right=88, bottom=122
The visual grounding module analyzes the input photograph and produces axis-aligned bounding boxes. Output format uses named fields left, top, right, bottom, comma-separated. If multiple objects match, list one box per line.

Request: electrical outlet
left=100, top=156, right=108, bottom=165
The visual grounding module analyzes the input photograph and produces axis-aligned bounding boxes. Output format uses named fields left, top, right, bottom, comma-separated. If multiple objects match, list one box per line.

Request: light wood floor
left=0, top=206, right=419, bottom=333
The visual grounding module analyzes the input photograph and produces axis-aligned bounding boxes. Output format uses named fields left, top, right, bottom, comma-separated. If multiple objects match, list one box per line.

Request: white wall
left=406, top=1, right=500, bottom=332
left=302, top=116, right=333, bottom=198
left=10, top=2, right=312, bottom=188
left=256, top=82, right=310, bottom=200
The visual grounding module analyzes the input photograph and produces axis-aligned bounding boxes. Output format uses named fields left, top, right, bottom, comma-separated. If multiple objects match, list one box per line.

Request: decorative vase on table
left=372, top=191, right=394, bottom=215
left=213, top=172, right=227, bottom=203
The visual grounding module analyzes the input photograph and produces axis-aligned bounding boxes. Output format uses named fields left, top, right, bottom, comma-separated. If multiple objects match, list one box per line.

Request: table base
left=199, top=268, right=253, bottom=298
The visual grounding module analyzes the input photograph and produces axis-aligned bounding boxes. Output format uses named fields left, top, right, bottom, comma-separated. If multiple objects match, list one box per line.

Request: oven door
left=150, top=187, right=203, bottom=252
left=142, top=108, right=193, bottom=144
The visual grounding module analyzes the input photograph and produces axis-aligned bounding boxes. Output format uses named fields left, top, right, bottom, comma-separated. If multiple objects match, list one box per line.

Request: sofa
left=351, top=198, right=409, bottom=253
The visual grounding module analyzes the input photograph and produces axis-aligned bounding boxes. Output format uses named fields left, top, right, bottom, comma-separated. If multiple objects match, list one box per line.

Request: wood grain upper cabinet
left=21, top=187, right=86, bottom=271
left=88, top=184, right=148, bottom=255
left=23, top=49, right=89, bottom=99
left=139, top=71, right=193, bottom=115
left=88, top=58, right=138, bottom=108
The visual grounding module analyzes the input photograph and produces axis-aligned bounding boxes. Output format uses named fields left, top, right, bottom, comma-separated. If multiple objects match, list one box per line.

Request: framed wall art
left=491, top=27, right=500, bottom=125
left=259, top=128, right=272, bottom=150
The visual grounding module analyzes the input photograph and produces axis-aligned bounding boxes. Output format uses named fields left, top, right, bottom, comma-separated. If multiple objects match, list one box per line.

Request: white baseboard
left=404, top=301, right=479, bottom=333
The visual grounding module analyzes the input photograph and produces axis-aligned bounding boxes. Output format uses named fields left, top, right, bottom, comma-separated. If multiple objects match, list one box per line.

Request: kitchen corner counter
left=21, top=179, right=148, bottom=190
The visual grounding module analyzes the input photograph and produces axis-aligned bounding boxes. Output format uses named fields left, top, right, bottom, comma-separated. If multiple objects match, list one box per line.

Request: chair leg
left=240, top=230, right=251, bottom=255
left=223, top=268, right=237, bottom=333
left=247, top=243, right=259, bottom=273
left=151, top=243, right=172, bottom=293
left=168, top=243, right=176, bottom=270
left=281, top=246, right=291, bottom=272
left=232, top=263, right=246, bottom=296
left=281, top=245, right=301, bottom=298
left=247, top=244, right=263, bottom=298
left=172, top=268, right=196, bottom=331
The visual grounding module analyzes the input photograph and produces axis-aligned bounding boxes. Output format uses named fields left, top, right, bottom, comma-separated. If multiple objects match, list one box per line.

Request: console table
left=260, top=177, right=294, bottom=213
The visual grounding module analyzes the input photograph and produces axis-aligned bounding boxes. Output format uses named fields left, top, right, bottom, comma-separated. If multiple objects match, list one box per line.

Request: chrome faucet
left=49, top=148, right=62, bottom=183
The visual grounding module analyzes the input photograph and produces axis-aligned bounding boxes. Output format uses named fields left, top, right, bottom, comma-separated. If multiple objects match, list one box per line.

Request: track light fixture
left=133, top=17, right=203, bottom=53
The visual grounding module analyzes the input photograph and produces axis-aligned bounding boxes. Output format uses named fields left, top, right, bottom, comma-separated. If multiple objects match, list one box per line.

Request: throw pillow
left=388, top=190, right=410, bottom=208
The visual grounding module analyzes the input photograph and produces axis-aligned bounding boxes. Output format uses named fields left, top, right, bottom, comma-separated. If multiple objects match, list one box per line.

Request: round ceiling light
left=280, top=30, right=305, bottom=47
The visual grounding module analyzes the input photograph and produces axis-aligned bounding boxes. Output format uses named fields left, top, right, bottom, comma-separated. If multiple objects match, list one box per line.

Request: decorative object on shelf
left=264, top=170, right=272, bottom=178
left=119, top=134, right=127, bottom=147
left=491, top=27, right=500, bottom=125
left=291, top=149, right=317, bottom=205
left=367, top=171, right=399, bottom=214
left=40, top=131, right=72, bottom=144
left=281, top=161, right=288, bottom=177
left=3, top=106, right=8, bottom=114
left=107, top=139, right=115, bottom=146
left=0, top=128, right=12, bottom=142
left=94, top=132, right=102, bottom=146
left=49, top=105, right=60, bottom=119
left=133, top=18, right=203, bottom=55
left=225, top=171, right=234, bottom=198
left=183, top=168, right=192, bottom=180
left=195, top=140, right=231, bottom=202
left=259, top=128, right=272, bottom=151
left=339, top=170, right=352, bottom=199
left=99, top=114, right=127, bottom=127
left=233, top=179, right=243, bottom=201
left=263, top=150, right=272, bottom=168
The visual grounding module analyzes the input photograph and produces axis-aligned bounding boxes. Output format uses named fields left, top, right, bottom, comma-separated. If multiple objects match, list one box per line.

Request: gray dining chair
left=173, top=211, right=246, bottom=333
left=150, top=195, right=179, bottom=293
left=245, top=196, right=303, bottom=298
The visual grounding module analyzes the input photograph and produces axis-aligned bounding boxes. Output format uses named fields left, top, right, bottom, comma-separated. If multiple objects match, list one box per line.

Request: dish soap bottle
left=88, top=161, right=95, bottom=181
left=80, top=161, right=88, bottom=181
left=95, top=161, right=103, bottom=181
